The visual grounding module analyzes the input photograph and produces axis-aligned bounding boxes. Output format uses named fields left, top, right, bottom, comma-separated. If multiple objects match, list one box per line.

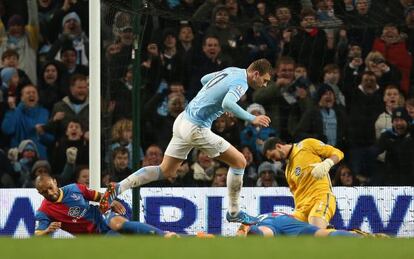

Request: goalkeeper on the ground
left=263, top=138, right=343, bottom=228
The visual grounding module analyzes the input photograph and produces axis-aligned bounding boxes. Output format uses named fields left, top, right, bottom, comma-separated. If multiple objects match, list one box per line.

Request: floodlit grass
left=1, top=236, right=413, bottom=259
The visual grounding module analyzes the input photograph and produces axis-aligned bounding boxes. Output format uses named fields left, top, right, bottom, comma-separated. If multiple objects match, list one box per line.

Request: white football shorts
left=164, top=112, right=231, bottom=159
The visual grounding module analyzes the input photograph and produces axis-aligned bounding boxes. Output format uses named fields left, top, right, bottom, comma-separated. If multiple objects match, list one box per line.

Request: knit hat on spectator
left=62, top=12, right=81, bottom=27
left=316, top=83, right=334, bottom=102
left=30, top=160, right=51, bottom=181
left=1, top=67, right=17, bottom=89
left=247, top=103, right=266, bottom=115
left=7, top=15, right=24, bottom=27
left=31, top=160, right=51, bottom=174
left=18, top=140, right=38, bottom=154
left=258, top=161, right=276, bottom=175
left=392, top=107, right=410, bottom=124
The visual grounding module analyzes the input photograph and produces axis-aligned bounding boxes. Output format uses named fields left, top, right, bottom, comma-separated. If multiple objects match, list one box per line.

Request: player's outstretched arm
left=222, top=93, right=269, bottom=125
left=34, top=222, right=61, bottom=236
left=251, top=115, right=271, bottom=127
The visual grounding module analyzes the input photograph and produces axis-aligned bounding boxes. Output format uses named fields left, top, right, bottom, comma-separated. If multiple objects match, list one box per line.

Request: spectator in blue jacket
left=1, top=84, right=54, bottom=159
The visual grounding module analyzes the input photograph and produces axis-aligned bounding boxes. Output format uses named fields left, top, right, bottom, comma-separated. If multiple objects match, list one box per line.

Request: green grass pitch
left=1, top=236, right=413, bottom=259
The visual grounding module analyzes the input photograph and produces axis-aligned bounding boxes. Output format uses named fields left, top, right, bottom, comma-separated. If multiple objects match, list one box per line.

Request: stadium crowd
left=0, top=0, right=413, bottom=189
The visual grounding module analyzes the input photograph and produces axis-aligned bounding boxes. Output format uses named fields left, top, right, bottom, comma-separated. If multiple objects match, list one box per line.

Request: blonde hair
left=111, top=119, right=132, bottom=142
left=365, top=51, right=385, bottom=65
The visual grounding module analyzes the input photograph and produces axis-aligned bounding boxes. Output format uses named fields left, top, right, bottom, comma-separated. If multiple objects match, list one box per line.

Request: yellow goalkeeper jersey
left=285, top=138, right=344, bottom=209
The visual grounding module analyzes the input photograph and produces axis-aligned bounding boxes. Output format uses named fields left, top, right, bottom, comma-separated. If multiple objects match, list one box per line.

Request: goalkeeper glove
left=310, top=158, right=334, bottom=179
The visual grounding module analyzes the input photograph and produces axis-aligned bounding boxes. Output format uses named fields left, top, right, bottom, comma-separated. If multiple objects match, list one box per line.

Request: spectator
left=274, top=5, right=295, bottom=28
left=58, top=44, right=88, bottom=92
left=144, top=81, right=187, bottom=118
left=43, top=74, right=89, bottom=140
left=0, top=49, right=31, bottom=92
left=188, top=35, right=229, bottom=99
left=293, top=84, right=348, bottom=150
left=372, top=23, right=412, bottom=95
left=51, top=118, right=89, bottom=176
left=142, top=144, right=163, bottom=167
left=0, top=0, right=39, bottom=83
left=74, top=165, right=89, bottom=186
left=48, top=11, right=89, bottom=67
left=322, top=64, right=346, bottom=107
left=105, top=23, right=133, bottom=81
left=6, top=139, right=39, bottom=187
left=332, top=164, right=360, bottom=186
left=37, top=61, right=64, bottom=112
left=283, top=7, right=333, bottom=83
left=374, top=85, right=402, bottom=139
left=159, top=28, right=182, bottom=85
left=26, top=160, right=52, bottom=188
left=110, top=11, right=132, bottom=43
left=47, top=0, right=89, bottom=43
left=1, top=84, right=53, bottom=159
left=55, top=146, right=78, bottom=186
left=346, top=71, right=384, bottom=184
left=375, top=107, right=414, bottom=185
left=341, top=42, right=365, bottom=90
left=211, top=166, right=228, bottom=187
left=256, top=161, right=278, bottom=187
left=176, top=23, right=197, bottom=90
left=102, top=146, right=132, bottom=186
left=107, top=119, right=140, bottom=170
left=205, top=5, right=241, bottom=63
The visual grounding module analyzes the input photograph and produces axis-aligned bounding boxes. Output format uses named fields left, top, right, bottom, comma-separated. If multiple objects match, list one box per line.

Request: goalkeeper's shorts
left=293, top=193, right=336, bottom=224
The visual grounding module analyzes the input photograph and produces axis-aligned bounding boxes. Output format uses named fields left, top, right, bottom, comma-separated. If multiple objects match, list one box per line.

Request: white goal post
left=89, top=0, right=101, bottom=190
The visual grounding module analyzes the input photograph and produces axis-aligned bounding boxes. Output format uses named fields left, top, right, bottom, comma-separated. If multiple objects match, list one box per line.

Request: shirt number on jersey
left=205, top=73, right=228, bottom=89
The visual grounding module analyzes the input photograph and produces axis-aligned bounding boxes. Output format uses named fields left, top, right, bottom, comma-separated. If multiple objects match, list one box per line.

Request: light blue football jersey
left=184, top=67, right=248, bottom=128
